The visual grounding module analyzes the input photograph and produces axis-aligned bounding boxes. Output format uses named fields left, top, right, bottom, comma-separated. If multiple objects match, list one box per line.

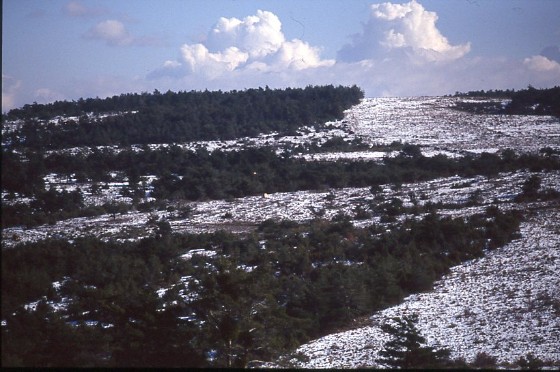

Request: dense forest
left=453, top=86, right=560, bottom=116
left=2, top=206, right=523, bottom=367
left=2, top=85, right=363, bottom=149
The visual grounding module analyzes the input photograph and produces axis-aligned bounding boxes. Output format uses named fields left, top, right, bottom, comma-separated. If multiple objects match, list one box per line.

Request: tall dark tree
left=521, top=174, right=541, bottom=198
left=376, top=314, right=454, bottom=369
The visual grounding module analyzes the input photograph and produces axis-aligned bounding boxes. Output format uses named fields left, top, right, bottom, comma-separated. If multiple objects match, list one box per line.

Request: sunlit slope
left=282, top=207, right=560, bottom=368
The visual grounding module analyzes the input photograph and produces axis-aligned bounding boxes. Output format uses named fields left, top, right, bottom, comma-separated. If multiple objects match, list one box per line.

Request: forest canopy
left=453, top=86, right=560, bottom=116
left=3, top=85, right=364, bottom=149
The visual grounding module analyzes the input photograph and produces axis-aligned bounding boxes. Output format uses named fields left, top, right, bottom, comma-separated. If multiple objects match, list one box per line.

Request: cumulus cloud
left=181, top=44, right=249, bottom=77
left=113, top=3, right=560, bottom=102
left=3, top=75, right=22, bottom=112
left=523, top=55, right=560, bottom=71
left=264, top=39, right=335, bottom=71
left=338, top=0, right=470, bottom=63
left=150, top=10, right=334, bottom=80
left=327, top=1, right=558, bottom=96
left=206, top=11, right=285, bottom=59
left=523, top=55, right=560, bottom=73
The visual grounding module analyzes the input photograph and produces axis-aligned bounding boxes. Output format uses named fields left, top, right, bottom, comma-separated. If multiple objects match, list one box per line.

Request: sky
left=2, top=0, right=560, bottom=111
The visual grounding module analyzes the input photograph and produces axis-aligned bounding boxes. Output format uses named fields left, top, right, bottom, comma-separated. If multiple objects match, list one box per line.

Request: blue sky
left=3, top=0, right=560, bottom=111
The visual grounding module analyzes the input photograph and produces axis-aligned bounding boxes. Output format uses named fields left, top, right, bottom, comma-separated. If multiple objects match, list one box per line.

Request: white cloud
left=338, top=0, right=470, bottom=63
left=84, top=19, right=160, bottom=47
left=45, top=3, right=557, bottom=107
left=181, top=44, right=249, bottom=77
left=265, top=39, right=335, bottom=71
left=2, top=74, right=22, bottom=112
left=327, top=1, right=558, bottom=96
left=85, top=20, right=133, bottom=46
left=523, top=55, right=560, bottom=73
left=147, top=4, right=560, bottom=99
left=163, top=60, right=181, bottom=68
left=151, top=9, right=334, bottom=80
left=207, top=10, right=285, bottom=59
left=64, top=1, right=107, bottom=18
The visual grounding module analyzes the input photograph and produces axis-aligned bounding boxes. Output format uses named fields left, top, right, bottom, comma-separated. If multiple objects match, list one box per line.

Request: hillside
left=2, top=86, right=559, bottom=368
left=280, top=206, right=560, bottom=368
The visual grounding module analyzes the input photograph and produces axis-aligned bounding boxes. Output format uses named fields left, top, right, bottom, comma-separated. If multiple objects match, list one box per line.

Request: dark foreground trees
left=2, top=207, right=523, bottom=367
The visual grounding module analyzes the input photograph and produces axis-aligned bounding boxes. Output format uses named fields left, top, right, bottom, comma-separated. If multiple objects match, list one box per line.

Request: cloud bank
left=148, top=1, right=486, bottom=96
left=4, top=1, right=560, bottom=111
left=91, top=0, right=553, bottom=102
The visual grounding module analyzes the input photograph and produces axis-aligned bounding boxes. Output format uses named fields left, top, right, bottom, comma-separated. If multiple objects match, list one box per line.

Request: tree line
left=454, top=86, right=560, bottom=116
left=3, top=145, right=559, bottom=228
left=3, top=85, right=364, bottom=149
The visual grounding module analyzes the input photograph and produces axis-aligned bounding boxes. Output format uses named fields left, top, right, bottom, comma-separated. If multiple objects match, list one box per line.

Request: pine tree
left=376, top=314, right=453, bottom=369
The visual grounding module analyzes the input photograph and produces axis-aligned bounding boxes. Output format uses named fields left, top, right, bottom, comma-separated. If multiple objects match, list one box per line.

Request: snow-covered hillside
left=280, top=206, right=560, bottom=368
left=11, top=97, right=558, bottom=160
left=3, top=170, right=559, bottom=248
left=3, top=96, right=559, bottom=247
left=2, top=95, right=559, bottom=368
left=348, top=97, right=559, bottom=154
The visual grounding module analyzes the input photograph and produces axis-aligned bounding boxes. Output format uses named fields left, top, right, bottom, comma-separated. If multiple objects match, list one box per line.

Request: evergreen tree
left=521, top=174, right=541, bottom=198
left=376, top=314, right=454, bottom=369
